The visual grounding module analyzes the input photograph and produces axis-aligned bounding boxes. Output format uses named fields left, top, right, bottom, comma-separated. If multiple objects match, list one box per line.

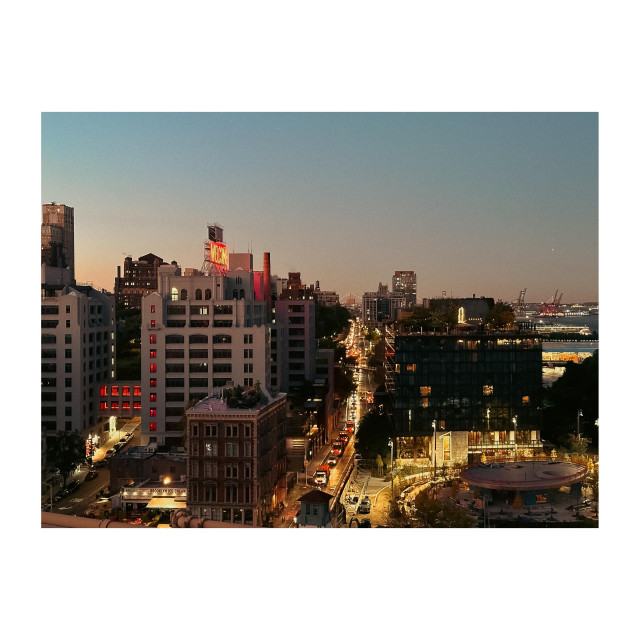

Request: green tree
left=354, top=411, right=393, bottom=459
left=484, top=301, right=516, bottom=329
left=315, top=304, right=352, bottom=341
left=47, top=431, right=86, bottom=488
left=412, top=490, right=475, bottom=527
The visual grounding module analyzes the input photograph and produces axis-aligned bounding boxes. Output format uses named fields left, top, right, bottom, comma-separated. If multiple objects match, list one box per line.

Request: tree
left=354, top=411, right=393, bottom=459
left=484, top=301, right=516, bottom=329
left=47, top=431, right=86, bottom=488
left=412, top=489, right=475, bottom=528
left=376, top=454, right=384, bottom=477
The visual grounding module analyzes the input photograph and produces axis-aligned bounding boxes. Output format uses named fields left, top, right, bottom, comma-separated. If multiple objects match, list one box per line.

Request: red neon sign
left=210, top=242, right=229, bottom=269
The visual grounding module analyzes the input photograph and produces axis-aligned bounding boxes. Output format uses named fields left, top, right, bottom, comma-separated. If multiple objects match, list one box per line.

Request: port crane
left=539, top=290, right=564, bottom=316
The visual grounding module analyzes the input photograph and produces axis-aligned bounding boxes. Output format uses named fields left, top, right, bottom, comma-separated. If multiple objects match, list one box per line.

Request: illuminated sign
left=209, top=241, right=229, bottom=272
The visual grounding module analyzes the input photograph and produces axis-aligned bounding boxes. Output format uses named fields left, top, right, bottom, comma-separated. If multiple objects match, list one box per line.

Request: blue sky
left=42, top=112, right=598, bottom=303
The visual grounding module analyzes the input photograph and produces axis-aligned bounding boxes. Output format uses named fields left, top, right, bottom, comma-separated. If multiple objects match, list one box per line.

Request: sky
left=41, top=112, right=598, bottom=304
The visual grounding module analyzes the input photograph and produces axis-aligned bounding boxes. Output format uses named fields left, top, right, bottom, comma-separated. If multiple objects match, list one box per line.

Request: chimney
left=263, top=252, right=272, bottom=322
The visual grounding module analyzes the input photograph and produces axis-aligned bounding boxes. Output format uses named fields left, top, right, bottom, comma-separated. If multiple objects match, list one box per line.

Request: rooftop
left=188, top=390, right=286, bottom=416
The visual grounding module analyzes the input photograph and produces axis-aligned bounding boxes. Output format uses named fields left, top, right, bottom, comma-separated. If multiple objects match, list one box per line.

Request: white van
left=84, top=500, right=111, bottom=518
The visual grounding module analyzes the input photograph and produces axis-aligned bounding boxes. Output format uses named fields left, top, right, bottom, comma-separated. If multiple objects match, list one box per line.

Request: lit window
left=406, top=364, right=416, bottom=372
left=522, top=395, right=530, bottom=405
left=134, top=385, right=141, bottom=396
left=151, top=305, right=156, bottom=313
left=134, top=401, right=141, bottom=410
left=122, top=386, right=130, bottom=396
left=150, top=379, right=157, bottom=388
left=150, top=334, right=157, bottom=344
left=150, top=421, right=157, bottom=431
left=420, top=386, right=431, bottom=397
left=100, top=401, right=108, bottom=410
left=111, top=385, right=119, bottom=396
left=483, top=385, right=494, bottom=396
left=150, top=350, right=157, bottom=358
left=150, top=363, right=157, bottom=373
left=150, top=393, right=157, bottom=402
left=150, top=320, right=156, bottom=328
left=122, top=401, right=130, bottom=410
left=100, top=385, right=108, bottom=397
left=111, top=401, right=119, bottom=410
left=150, top=408, right=156, bottom=417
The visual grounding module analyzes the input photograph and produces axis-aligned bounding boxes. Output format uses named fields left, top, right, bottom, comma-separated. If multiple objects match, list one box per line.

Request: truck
left=84, top=499, right=111, bottom=519
left=314, top=464, right=331, bottom=485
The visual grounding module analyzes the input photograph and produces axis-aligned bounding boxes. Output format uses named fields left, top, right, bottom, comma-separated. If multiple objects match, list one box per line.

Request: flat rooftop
left=188, top=392, right=286, bottom=415
left=461, top=460, right=588, bottom=491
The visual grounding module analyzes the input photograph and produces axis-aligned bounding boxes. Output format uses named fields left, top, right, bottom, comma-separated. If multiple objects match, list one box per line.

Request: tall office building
left=362, top=283, right=405, bottom=327
left=139, top=225, right=273, bottom=447
left=392, top=270, right=417, bottom=308
left=41, top=202, right=75, bottom=291
left=41, top=285, right=116, bottom=448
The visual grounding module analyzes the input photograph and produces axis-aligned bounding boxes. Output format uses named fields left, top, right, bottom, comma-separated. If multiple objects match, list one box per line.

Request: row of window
left=189, top=484, right=252, bottom=505
left=191, top=462, right=253, bottom=480
left=100, top=401, right=141, bottom=411
left=100, top=385, right=141, bottom=397
left=166, top=304, right=235, bottom=314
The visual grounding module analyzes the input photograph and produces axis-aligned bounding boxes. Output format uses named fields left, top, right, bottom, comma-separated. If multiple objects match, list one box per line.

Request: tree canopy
left=484, top=301, right=516, bottom=329
left=47, top=431, right=86, bottom=487
left=315, top=303, right=351, bottom=341
left=354, top=411, right=393, bottom=459
left=396, top=305, right=458, bottom=333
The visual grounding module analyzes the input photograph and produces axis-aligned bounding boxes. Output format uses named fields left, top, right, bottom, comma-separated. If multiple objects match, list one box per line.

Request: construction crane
left=538, top=290, right=564, bottom=316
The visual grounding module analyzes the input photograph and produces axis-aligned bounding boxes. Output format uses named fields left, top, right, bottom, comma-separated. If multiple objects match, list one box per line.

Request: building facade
left=392, top=270, right=417, bottom=308
left=41, top=202, right=75, bottom=287
left=186, top=392, right=287, bottom=526
left=139, top=225, right=273, bottom=447
left=388, top=329, right=543, bottom=461
left=41, top=285, right=116, bottom=448
left=362, top=282, right=405, bottom=327
left=114, top=253, right=169, bottom=309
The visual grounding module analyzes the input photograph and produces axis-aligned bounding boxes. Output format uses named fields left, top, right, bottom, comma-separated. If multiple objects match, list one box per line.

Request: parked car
left=358, top=502, right=371, bottom=514
left=119, top=437, right=127, bottom=444
left=353, top=453, right=362, bottom=460
left=66, top=480, right=81, bottom=493
left=84, top=470, right=99, bottom=482
left=359, top=518, right=372, bottom=528
left=105, top=449, right=116, bottom=458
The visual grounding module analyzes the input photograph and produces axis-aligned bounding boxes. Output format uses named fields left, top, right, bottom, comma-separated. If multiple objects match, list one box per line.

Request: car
left=84, top=470, right=99, bottom=482
left=113, top=442, right=124, bottom=451
left=119, top=437, right=127, bottom=444
left=353, top=453, right=362, bottom=461
left=125, top=431, right=134, bottom=440
left=359, top=518, right=371, bottom=528
left=105, top=448, right=116, bottom=458
left=327, top=455, right=338, bottom=466
left=358, top=503, right=371, bottom=514
left=66, top=480, right=81, bottom=493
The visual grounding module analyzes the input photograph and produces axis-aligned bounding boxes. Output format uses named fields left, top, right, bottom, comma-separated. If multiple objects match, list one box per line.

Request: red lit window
left=150, top=334, right=157, bottom=344
left=151, top=320, right=156, bottom=328
left=150, top=363, right=157, bottom=373
left=111, top=385, right=119, bottom=396
left=150, top=421, right=157, bottom=431
left=122, top=401, right=130, bottom=411
left=150, top=379, right=157, bottom=388
left=150, top=393, right=157, bottom=402
left=111, top=401, right=119, bottom=410
left=151, top=305, right=156, bottom=313
left=134, top=385, right=142, bottom=396
left=100, top=385, right=108, bottom=397
left=122, top=386, right=130, bottom=397
left=100, top=401, right=108, bottom=410
left=150, top=350, right=157, bottom=358
left=134, top=401, right=141, bottom=411
left=150, top=408, right=157, bottom=417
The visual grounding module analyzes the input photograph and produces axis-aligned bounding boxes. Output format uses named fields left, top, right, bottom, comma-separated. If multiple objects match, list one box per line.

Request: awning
left=146, top=497, right=187, bottom=509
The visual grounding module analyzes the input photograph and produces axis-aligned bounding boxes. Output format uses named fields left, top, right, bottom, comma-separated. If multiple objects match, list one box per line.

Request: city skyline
left=41, top=112, right=598, bottom=303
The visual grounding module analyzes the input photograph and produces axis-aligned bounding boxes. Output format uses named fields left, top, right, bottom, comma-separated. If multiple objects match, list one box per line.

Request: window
left=522, top=395, right=530, bottom=405
left=122, top=401, right=130, bottom=410
left=244, top=425, right=251, bottom=437
left=244, top=334, right=253, bottom=344
left=171, top=288, right=178, bottom=301
left=245, top=463, right=252, bottom=478
left=204, top=484, right=216, bottom=501
left=100, top=401, right=108, bottom=410
left=244, top=378, right=253, bottom=387
left=483, top=385, right=494, bottom=396
left=225, top=443, right=239, bottom=457
left=224, top=485, right=238, bottom=503
left=205, top=442, right=217, bottom=457
left=150, top=349, right=157, bottom=358
left=244, top=442, right=251, bottom=456
left=205, top=424, right=217, bottom=437
left=122, top=385, right=130, bottom=396
left=150, top=421, right=157, bottom=431
left=244, top=363, right=253, bottom=373
left=225, top=424, right=239, bottom=437
left=149, top=393, right=157, bottom=402
left=111, top=401, right=119, bottom=410
left=204, top=462, right=217, bottom=478
left=151, top=305, right=156, bottom=313
left=150, top=320, right=156, bottom=328
left=150, top=408, right=157, bottom=417
left=420, top=386, right=431, bottom=397
left=150, top=378, right=157, bottom=388
left=225, top=464, right=238, bottom=478
left=406, top=364, right=416, bottom=372
left=150, top=363, right=157, bottom=373
left=65, top=334, right=72, bottom=344
left=133, top=401, right=141, bottom=410
left=100, top=385, right=108, bottom=397
left=150, top=334, right=157, bottom=344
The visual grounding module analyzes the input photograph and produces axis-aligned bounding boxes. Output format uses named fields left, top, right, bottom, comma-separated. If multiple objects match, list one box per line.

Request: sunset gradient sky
left=41, top=112, right=598, bottom=303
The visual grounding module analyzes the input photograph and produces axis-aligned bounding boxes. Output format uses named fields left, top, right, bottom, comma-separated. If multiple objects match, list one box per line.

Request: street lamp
left=388, top=438, right=394, bottom=497
left=577, top=409, right=583, bottom=441
left=512, top=415, right=518, bottom=460
left=432, top=420, right=437, bottom=478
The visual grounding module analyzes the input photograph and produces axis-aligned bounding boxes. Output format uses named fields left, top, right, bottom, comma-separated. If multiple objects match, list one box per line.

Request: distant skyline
left=41, top=112, right=598, bottom=303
